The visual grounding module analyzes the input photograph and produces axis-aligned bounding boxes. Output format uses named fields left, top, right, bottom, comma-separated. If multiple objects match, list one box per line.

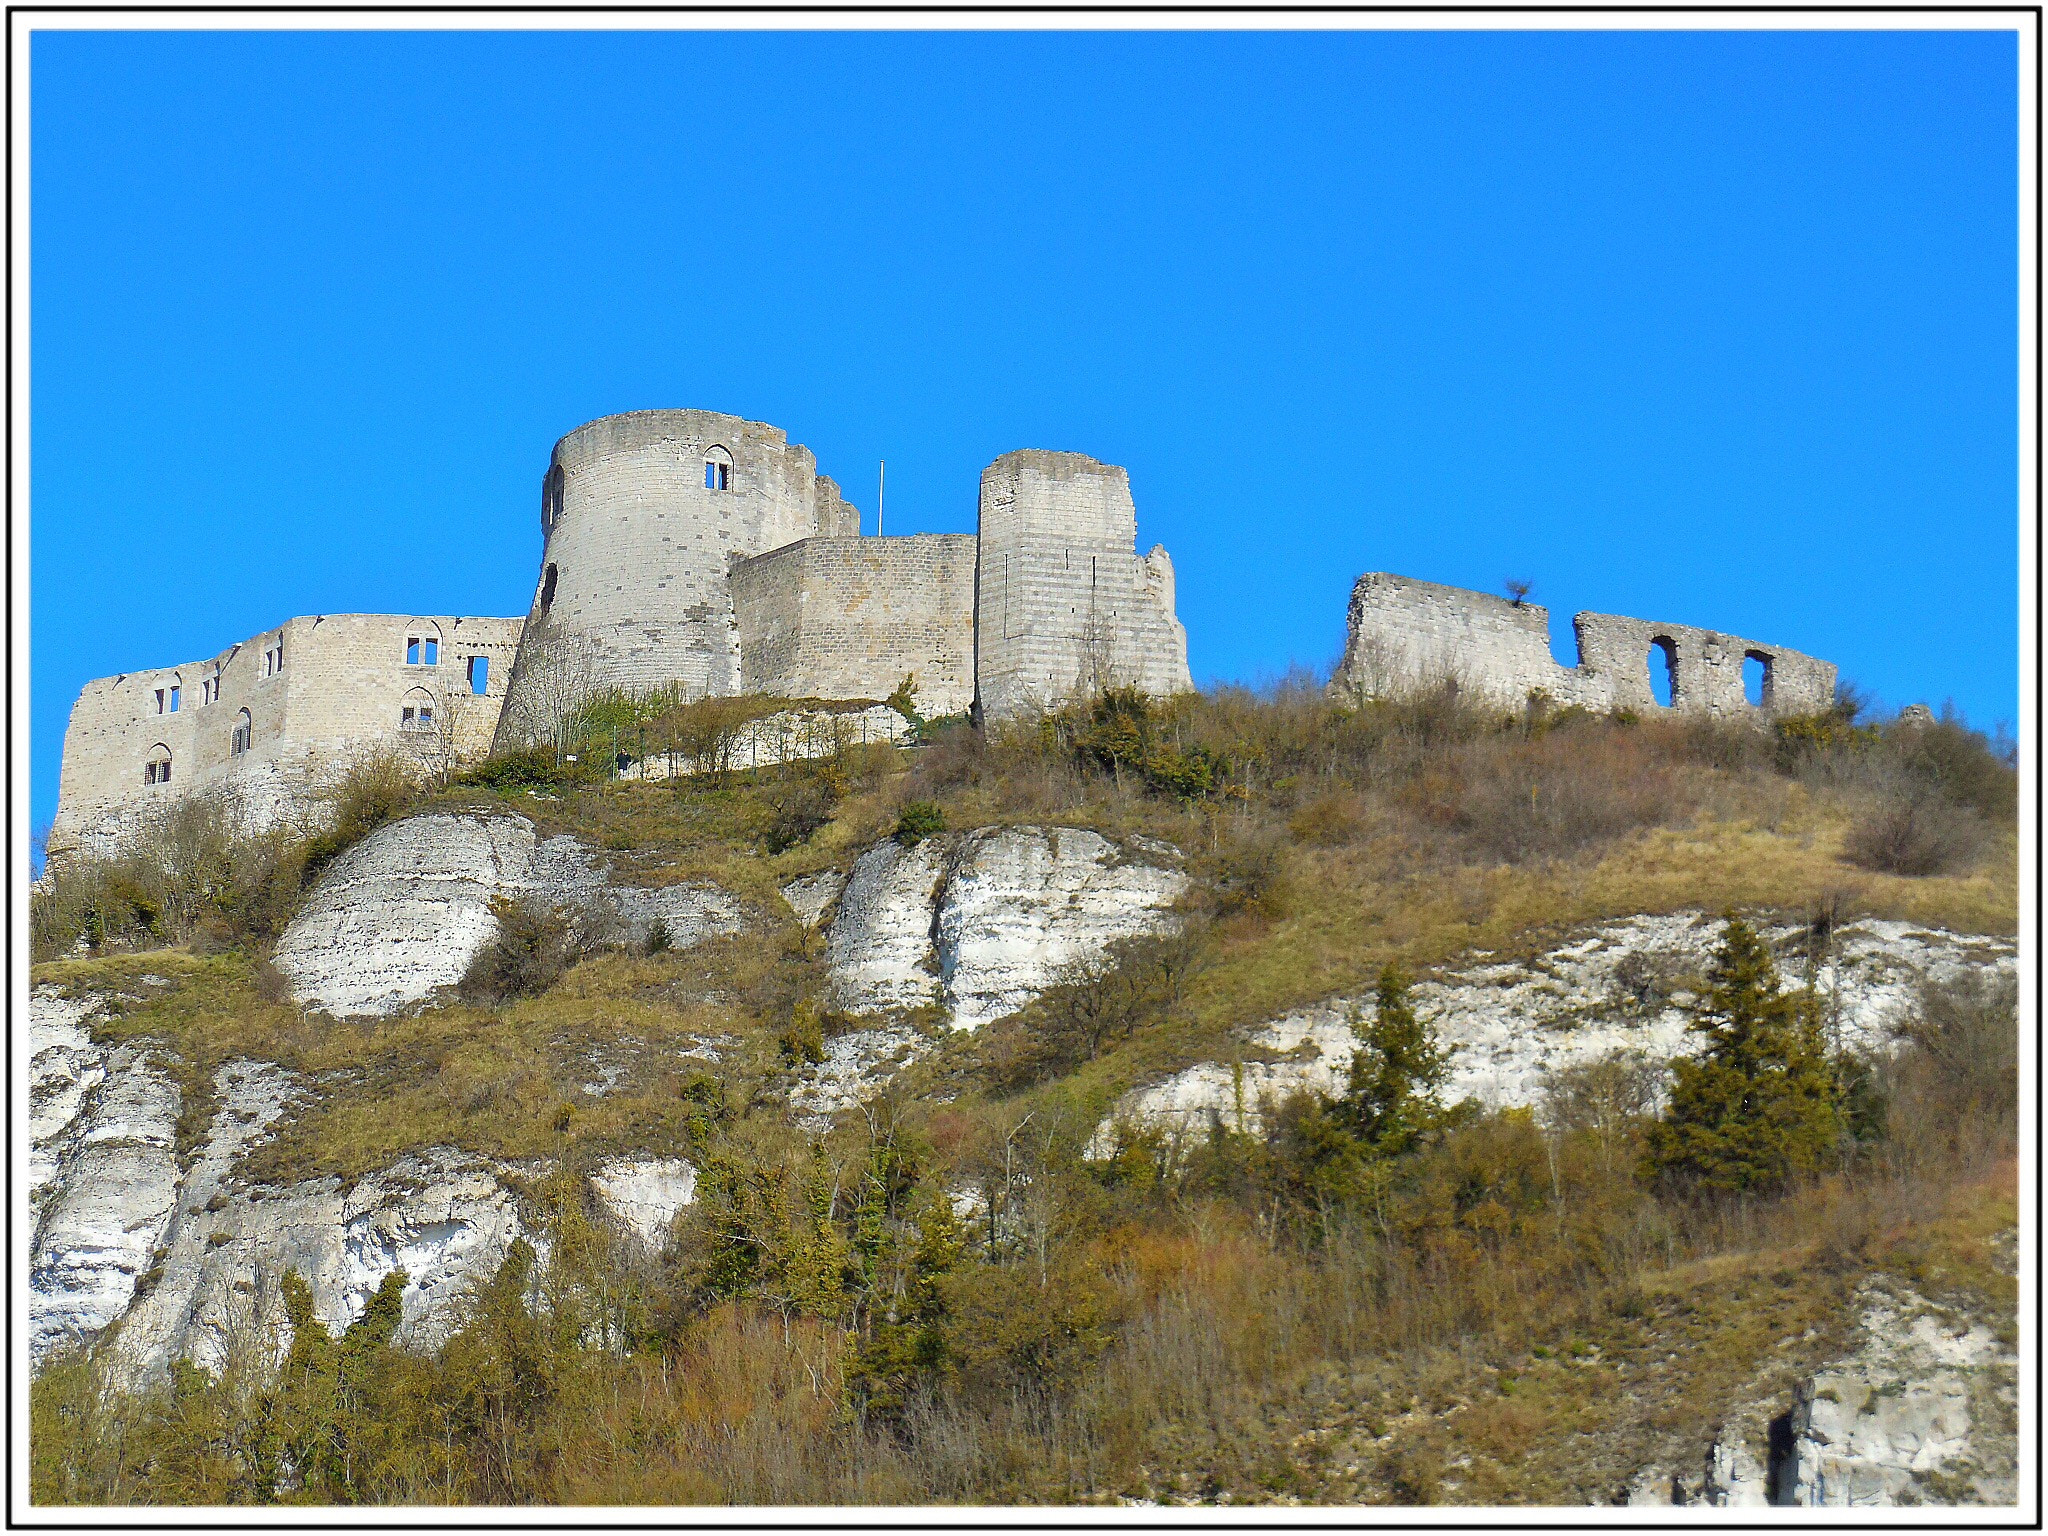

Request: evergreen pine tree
left=1649, top=914, right=1844, bottom=1193
left=1340, top=965, right=1455, bottom=1159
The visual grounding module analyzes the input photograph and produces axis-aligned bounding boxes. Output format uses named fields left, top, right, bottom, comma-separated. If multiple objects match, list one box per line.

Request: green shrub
left=894, top=800, right=947, bottom=846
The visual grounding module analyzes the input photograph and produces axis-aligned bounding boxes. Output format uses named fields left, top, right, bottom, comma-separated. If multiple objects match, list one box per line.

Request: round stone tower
left=495, top=409, right=859, bottom=748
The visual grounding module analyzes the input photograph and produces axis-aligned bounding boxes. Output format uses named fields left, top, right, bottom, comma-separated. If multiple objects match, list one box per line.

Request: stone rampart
left=973, top=450, right=1191, bottom=719
left=51, top=613, right=524, bottom=861
left=1334, top=573, right=1836, bottom=721
left=731, top=534, right=978, bottom=716
left=495, top=409, right=860, bottom=745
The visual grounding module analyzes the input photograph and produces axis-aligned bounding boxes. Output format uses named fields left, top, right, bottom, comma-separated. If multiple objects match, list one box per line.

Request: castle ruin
left=1335, top=573, right=1836, bottom=719
left=50, top=613, right=525, bottom=861
left=50, top=407, right=1842, bottom=865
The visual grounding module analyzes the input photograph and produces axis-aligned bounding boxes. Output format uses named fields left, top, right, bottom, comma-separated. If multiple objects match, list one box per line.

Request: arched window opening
left=704, top=444, right=732, bottom=492
left=201, top=667, right=221, bottom=707
left=230, top=709, right=252, bottom=756
left=1647, top=637, right=1678, bottom=708
left=262, top=636, right=285, bottom=677
left=400, top=687, right=436, bottom=733
left=539, top=563, right=558, bottom=612
left=1743, top=651, right=1773, bottom=709
left=155, top=675, right=182, bottom=715
left=143, top=745, right=172, bottom=786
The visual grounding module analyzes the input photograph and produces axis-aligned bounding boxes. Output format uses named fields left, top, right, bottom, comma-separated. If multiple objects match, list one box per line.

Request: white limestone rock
left=824, top=826, right=1188, bottom=1029
left=29, top=987, right=183, bottom=1364
left=781, top=869, right=848, bottom=929
left=788, top=1023, right=931, bottom=1129
left=591, top=1159, right=697, bottom=1249
left=938, top=826, right=1188, bottom=1031
left=273, top=811, right=742, bottom=1018
left=114, top=1143, right=534, bottom=1384
left=827, top=839, right=949, bottom=1015
left=1086, top=915, right=2015, bottom=1157
left=1781, top=1284, right=2015, bottom=1507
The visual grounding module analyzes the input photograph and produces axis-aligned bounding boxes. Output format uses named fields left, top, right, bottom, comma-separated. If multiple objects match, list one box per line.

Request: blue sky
left=31, top=27, right=2020, bottom=839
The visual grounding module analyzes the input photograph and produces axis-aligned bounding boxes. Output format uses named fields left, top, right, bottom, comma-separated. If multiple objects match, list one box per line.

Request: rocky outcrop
left=113, top=1144, right=533, bottom=1384
left=1087, top=915, right=2015, bottom=1155
left=825, top=826, right=1187, bottom=1029
left=1779, top=1284, right=2015, bottom=1507
left=29, top=984, right=536, bottom=1378
left=30, top=988, right=182, bottom=1363
left=272, top=811, right=742, bottom=1018
left=787, top=1022, right=931, bottom=1129
left=780, top=869, right=847, bottom=930
left=590, top=1158, right=697, bottom=1250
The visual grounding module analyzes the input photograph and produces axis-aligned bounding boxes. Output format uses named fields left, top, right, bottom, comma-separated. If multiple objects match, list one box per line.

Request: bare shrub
left=1841, top=779, right=1990, bottom=877
left=989, top=926, right=1207, bottom=1086
left=1436, top=728, right=1696, bottom=864
left=458, top=897, right=590, bottom=1004
left=1884, top=970, right=2017, bottom=1168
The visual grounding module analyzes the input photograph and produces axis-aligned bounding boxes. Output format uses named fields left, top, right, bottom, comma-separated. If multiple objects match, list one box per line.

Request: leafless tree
left=499, top=627, right=598, bottom=756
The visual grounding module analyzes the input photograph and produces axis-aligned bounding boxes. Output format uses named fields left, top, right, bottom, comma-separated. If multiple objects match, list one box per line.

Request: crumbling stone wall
left=972, top=449, right=1190, bottom=720
left=50, top=613, right=524, bottom=862
left=1334, top=573, right=1836, bottom=720
left=495, top=409, right=860, bottom=746
left=731, top=534, right=978, bottom=716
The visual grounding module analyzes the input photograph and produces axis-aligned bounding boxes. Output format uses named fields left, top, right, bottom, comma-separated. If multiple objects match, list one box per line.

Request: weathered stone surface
left=115, top=1143, right=534, bottom=1384
left=590, top=1159, right=697, bottom=1250
left=1087, top=915, right=2015, bottom=1155
left=273, top=811, right=742, bottom=1018
left=1334, top=571, right=1835, bottom=721
left=29, top=987, right=182, bottom=1364
left=825, top=826, right=1188, bottom=1030
left=781, top=869, right=848, bottom=929
left=939, top=826, right=1187, bottom=1031
left=826, top=839, right=949, bottom=1015
left=51, top=612, right=524, bottom=865
left=787, top=1023, right=931, bottom=1129
left=273, top=813, right=537, bottom=1018
left=1780, top=1284, right=2015, bottom=1507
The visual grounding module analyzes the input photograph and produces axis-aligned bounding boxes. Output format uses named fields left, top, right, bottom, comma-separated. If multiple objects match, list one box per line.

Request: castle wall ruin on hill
left=1334, top=573, right=1836, bottom=720
left=493, top=412, right=1191, bottom=748
left=731, top=534, right=980, bottom=717
left=51, top=613, right=525, bottom=861
left=53, top=402, right=1846, bottom=866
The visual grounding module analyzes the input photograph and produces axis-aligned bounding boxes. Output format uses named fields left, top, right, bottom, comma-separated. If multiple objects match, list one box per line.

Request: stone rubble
left=272, top=811, right=742, bottom=1018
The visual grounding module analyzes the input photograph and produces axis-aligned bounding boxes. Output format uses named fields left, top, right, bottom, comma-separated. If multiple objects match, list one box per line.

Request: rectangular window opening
left=169, top=686, right=180, bottom=712
left=406, top=638, right=421, bottom=665
left=423, top=638, right=438, bottom=666
left=467, top=655, right=489, bottom=695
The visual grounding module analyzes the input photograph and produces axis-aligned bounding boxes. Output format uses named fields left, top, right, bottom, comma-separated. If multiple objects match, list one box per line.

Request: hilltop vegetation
left=30, top=680, right=2018, bottom=1505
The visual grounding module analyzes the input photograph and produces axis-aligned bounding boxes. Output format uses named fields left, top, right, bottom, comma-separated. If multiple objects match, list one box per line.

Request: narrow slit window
left=406, top=637, right=421, bottom=665
left=169, top=685, right=180, bottom=712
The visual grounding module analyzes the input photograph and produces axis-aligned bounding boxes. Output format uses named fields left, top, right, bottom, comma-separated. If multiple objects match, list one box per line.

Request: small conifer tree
left=1649, top=914, right=1843, bottom=1194
left=1340, top=965, right=1455, bottom=1159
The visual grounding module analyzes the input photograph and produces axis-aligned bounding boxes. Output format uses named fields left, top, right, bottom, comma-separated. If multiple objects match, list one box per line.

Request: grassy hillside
left=30, top=683, right=2018, bottom=1505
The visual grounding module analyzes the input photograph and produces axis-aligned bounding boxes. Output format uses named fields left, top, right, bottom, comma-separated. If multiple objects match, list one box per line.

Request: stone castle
left=50, top=407, right=1836, bottom=860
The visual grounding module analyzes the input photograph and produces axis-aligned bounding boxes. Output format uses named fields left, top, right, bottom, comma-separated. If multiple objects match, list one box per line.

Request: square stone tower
left=972, top=450, right=1190, bottom=720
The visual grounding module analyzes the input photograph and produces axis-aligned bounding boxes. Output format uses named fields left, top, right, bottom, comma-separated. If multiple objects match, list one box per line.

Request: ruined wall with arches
left=1333, top=572, right=1836, bottom=722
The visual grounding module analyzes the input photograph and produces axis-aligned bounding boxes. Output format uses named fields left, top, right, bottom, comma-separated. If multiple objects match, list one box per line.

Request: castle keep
left=51, top=406, right=1839, bottom=863
left=492, top=410, right=1190, bottom=745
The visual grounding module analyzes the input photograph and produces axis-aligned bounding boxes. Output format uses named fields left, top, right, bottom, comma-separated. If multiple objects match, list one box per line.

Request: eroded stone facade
left=1335, top=572, right=1835, bottom=721
left=51, top=613, right=524, bottom=861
